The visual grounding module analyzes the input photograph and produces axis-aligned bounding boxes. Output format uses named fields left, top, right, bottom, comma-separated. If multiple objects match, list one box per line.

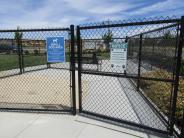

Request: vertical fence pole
left=47, top=63, right=50, bottom=68
left=70, top=25, right=76, bottom=115
left=169, top=23, right=180, bottom=130
left=170, top=16, right=184, bottom=135
left=181, top=109, right=184, bottom=138
left=20, top=37, right=24, bottom=73
left=137, top=34, right=143, bottom=91
left=77, top=26, right=82, bottom=112
left=16, top=29, right=22, bottom=74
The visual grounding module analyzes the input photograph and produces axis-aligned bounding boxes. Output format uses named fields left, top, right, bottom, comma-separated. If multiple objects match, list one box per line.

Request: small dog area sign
left=46, top=37, right=65, bottom=63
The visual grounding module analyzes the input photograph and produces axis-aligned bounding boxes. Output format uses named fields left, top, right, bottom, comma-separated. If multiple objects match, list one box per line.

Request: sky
left=0, top=0, right=183, bottom=28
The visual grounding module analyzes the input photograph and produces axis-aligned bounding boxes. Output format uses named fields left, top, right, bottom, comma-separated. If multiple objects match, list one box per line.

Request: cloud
left=0, top=0, right=183, bottom=29
left=129, top=0, right=184, bottom=16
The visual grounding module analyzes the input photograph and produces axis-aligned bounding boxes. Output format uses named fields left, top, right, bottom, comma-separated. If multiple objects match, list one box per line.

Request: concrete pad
left=0, top=112, right=167, bottom=138
left=0, top=112, right=40, bottom=138
left=82, top=74, right=139, bottom=123
left=76, top=115, right=148, bottom=138
left=78, top=125, right=138, bottom=138
left=16, top=114, right=86, bottom=138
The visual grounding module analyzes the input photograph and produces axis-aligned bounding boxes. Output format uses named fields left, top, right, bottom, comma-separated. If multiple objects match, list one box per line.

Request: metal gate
left=0, top=25, right=76, bottom=114
left=77, top=16, right=184, bottom=135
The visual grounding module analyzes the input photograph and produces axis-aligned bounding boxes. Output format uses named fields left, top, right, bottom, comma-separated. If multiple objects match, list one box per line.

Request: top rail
left=79, top=19, right=180, bottom=30
left=0, top=28, right=70, bottom=32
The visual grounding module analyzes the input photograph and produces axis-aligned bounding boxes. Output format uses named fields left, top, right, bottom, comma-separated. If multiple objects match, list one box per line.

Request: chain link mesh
left=0, top=28, right=72, bottom=112
left=78, top=16, right=180, bottom=132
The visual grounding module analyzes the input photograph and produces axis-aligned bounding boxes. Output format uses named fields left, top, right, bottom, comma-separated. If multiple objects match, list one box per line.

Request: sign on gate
left=110, top=42, right=128, bottom=70
left=46, top=37, right=65, bottom=62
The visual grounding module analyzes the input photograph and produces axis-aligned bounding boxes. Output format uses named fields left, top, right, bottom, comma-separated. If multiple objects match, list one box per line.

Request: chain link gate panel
left=77, top=16, right=183, bottom=135
left=0, top=26, right=76, bottom=114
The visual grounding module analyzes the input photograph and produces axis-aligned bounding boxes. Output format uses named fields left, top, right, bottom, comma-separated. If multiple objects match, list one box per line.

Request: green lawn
left=23, top=55, right=47, bottom=68
left=0, top=54, right=19, bottom=71
left=0, top=53, right=71, bottom=71
left=82, top=52, right=110, bottom=60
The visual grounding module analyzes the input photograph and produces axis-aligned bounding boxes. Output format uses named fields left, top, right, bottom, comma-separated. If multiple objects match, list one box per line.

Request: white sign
left=110, top=42, right=128, bottom=70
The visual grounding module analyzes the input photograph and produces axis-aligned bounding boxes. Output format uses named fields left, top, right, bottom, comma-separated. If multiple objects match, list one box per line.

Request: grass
left=140, top=70, right=184, bottom=127
left=23, top=55, right=47, bottom=68
left=0, top=54, right=19, bottom=71
left=97, top=52, right=110, bottom=59
left=0, top=53, right=70, bottom=71
left=82, top=52, right=110, bottom=60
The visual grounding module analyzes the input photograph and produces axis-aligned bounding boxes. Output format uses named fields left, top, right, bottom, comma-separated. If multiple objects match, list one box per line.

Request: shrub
left=5, top=51, right=11, bottom=54
left=96, top=48, right=101, bottom=53
left=34, top=49, right=39, bottom=56
left=181, top=60, right=184, bottom=75
left=24, top=50, right=30, bottom=55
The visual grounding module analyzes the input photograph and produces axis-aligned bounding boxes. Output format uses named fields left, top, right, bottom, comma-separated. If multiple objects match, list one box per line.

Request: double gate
left=0, top=16, right=184, bottom=136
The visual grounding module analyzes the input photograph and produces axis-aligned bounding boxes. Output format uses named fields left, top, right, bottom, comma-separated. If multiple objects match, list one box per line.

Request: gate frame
left=76, top=16, right=184, bottom=136
left=170, top=16, right=184, bottom=136
left=0, top=26, right=76, bottom=114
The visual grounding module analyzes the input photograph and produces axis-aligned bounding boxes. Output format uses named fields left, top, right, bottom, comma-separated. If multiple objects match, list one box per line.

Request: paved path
left=81, top=74, right=167, bottom=131
left=0, top=112, right=168, bottom=138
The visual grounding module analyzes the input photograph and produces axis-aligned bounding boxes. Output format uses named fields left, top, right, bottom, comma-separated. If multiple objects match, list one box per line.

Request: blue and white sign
left=46, top=37, right=65, bottom=63
left=110, top=42, right=128, bottom=70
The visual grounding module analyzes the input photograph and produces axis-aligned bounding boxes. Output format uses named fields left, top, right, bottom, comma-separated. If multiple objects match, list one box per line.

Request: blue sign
left=46, top=37, right=65, bottom=62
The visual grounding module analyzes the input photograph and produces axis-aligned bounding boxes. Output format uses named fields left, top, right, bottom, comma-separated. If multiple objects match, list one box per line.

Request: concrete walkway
left=0, top=112, right=167, bottom=138
left=0, top=62, right=168, bottom=137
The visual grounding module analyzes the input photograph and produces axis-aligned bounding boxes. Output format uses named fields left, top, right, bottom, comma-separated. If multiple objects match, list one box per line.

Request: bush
left=24, top=50, right=30, bottom=55
left=5, top=51, right=11, bottom=54
left=96, top=48, right=101, bottom=53
left=34, top=49, right=39, bottom=56
left=181, top=60, right=184, bottom=75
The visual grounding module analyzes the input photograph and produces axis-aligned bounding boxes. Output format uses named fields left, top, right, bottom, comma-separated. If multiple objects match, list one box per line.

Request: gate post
left=20, top=36, right=24, bottom=73
left=180, top=110, right=184, bottom=137
left=16, top=28, right=23, bottom=74
left=137, top=34, right=143, bottom=91
left=70, top=25, right=76, bottom=115
left=170, top=16, right=184, bottom=135
left=77, top=26, right=82, bottom=113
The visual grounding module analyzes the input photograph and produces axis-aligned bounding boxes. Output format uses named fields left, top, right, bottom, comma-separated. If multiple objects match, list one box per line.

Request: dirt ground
left=0, top=70, right=73, bottom=109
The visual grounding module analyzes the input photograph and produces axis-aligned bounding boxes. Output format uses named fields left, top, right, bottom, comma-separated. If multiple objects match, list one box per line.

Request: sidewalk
left=0, top=112, right=167, bottom=138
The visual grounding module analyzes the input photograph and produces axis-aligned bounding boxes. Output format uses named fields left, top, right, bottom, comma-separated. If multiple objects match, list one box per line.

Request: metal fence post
left=47, top=63, right=50, bottom=68
left=168, top=23, right=180, bottom=131
left=125, top=36, right=128, bottom=43
left=20, top=37, right=24, bottom=73
left=180, top=110, right=184, bottom=138
left=77, top=26, right=82, bottom=112
left=70, top=25, right=76, bottom=115
left=16, top=29, right=23, bottom=74
left=170, top=16, right=184, bottom=135
left=137, top=34, right=143, bottom=91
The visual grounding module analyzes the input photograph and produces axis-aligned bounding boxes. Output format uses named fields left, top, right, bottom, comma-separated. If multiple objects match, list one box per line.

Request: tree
left=14, top=27, right=23, bottom=41
left=162, top=30, right=174, bottom=39
left=102, top=30, right=113, bottom=50
left=14, top=27, right=23, bottom=54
